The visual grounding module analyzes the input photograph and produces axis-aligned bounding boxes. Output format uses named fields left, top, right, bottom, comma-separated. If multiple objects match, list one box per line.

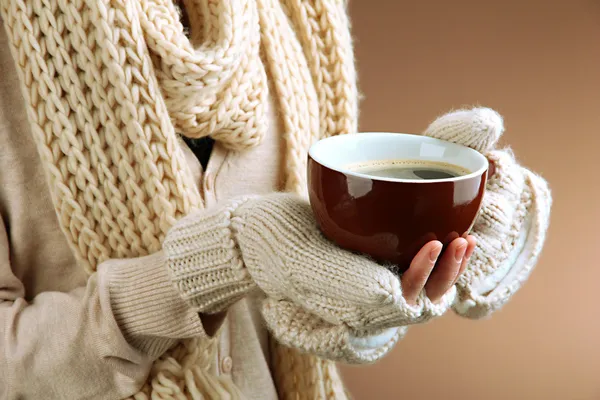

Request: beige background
left=339, top=1, right=600, bottom=400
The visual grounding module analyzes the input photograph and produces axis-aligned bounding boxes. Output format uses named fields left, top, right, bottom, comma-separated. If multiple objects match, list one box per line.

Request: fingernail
left=455, top=243, right=467, bottom=262
left=429, top=243, right=443, bottom=262
left=465, top=245, right=475, bottom=261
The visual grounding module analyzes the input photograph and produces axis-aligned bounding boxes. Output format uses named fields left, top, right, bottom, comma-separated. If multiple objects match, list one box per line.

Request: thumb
left=424, top=107, right=504, bottom=153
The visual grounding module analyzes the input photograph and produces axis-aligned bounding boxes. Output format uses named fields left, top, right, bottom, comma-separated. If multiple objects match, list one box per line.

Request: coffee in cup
left=307, top=132, right=489, bottom=272
left=347, top=159, right=470, bottom=180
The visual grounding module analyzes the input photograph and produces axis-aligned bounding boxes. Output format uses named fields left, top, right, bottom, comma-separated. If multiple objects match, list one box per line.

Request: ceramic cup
left=307, top=132, right=489, bottom=272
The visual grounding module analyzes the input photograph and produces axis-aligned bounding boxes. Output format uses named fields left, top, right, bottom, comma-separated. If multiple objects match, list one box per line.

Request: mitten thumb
left=424, top=107, right=504, bottom=153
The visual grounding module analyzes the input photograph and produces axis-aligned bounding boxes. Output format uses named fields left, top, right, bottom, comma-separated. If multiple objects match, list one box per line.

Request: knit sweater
left=0, top=0, right=358, bottom=398
left=0, top=0, right=552, bottom=399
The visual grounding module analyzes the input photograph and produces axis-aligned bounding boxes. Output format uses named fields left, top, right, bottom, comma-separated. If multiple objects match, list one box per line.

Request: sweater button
left=221, top=356, right=233, bottom=374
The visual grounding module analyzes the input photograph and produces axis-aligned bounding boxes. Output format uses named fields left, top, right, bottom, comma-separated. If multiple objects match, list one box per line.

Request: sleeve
left=452, top=154, right=552, bottom=319
left=0, top=216, right=219, bottom=399
left=420, top=107, right=553, bottom=319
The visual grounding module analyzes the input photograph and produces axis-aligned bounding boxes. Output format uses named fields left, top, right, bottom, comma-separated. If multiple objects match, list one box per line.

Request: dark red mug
left=307, top=132, right=488, bottom=272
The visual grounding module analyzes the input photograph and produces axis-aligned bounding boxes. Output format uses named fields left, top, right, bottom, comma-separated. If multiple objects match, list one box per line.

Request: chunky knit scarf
left=0, top=0, right=358, bottom=398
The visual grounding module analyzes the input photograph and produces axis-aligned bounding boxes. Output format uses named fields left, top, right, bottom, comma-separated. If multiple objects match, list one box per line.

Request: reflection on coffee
left=348, top=160, right=470, bottom=180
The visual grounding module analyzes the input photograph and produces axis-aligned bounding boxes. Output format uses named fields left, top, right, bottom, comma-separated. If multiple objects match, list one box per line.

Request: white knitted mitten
left=423, top=107, right=552, bottom=318
left=164, top=193, right=455, bottom=363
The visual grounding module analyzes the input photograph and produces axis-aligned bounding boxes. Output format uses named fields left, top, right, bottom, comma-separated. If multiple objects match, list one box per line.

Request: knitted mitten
left=423, top=107, right=552, bottom=319
left=164, top=193, right=455, bottom=363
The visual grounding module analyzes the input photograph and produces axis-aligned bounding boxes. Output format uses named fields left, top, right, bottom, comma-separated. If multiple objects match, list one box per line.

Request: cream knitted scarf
left=0, top=0, right=358, bottom=398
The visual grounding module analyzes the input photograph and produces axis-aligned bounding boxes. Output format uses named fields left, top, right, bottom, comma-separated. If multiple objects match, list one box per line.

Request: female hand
left=422, top=107, right=552, bottom=319
left=401, top=237, right=476, bottom=305
left=165, top=193, right=467, bottom=364
left=400, top=152, right=493, bottom=306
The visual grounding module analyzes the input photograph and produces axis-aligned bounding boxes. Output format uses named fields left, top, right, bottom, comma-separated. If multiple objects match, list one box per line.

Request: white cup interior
left=308, top=132, right=488, bottom=183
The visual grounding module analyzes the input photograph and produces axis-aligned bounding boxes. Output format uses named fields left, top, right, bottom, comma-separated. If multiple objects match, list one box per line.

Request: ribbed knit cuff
left=99, top=251, right=208, bottom=359
left=453, top=169, right=551, bottom=319
left=163, top=200, right=257, bottom=314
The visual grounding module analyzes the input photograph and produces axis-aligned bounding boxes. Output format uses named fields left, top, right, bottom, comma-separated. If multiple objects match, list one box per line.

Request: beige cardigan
left=0, top=23, right=284, bottom=399
left=0, top=0, right=357, bottom=398
left=0, top=0, right=555, bottom=398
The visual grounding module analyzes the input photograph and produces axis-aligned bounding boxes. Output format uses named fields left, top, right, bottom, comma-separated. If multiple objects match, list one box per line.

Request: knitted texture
left=141, top=0, right=269, bottom=149
left=262, top=299, right=404, bottom=364
left=453, top=152, right=552, bottom=318
left=282, top=0, right=359, bottom=139
left=423, top=107, right=552, bottom=318
left=164, top=197, right=257, bottom=313
left=164, top=193, right=457, bottom=363
left=104, top=252, right=208, bottom=358
left=271, top=342, right=350, bottom=400
left=424, top=107, right=504, bottom=152
left=0, top=0, right=358, bottom=398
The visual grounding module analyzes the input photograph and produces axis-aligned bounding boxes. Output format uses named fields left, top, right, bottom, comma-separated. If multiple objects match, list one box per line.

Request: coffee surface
left=348, top=159, right=470, bottom=180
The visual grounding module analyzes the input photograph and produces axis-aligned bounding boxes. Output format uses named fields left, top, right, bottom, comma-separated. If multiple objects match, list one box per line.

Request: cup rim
left=308, top=132, right=489, bottom=183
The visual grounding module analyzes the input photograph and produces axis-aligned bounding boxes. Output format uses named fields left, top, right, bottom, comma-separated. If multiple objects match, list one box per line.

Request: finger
left=425, top=238, right=467, bottom=302
left=401, top=241, right=442, bottom=305
left=452, top=235, right=476, bottom=286
left=487, top=158, right=497, bottom=178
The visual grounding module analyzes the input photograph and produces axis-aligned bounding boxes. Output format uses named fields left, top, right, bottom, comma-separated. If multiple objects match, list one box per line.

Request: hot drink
left=347, top=160, right=470, bottom=180
left=307, top=132, right=489, bottom=271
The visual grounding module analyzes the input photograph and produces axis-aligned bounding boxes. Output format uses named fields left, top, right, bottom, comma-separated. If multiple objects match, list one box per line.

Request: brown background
left=339, top=1, right=600, bottom=399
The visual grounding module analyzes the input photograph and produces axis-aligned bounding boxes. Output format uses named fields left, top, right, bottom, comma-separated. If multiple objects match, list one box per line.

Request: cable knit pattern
left=257, top=0, right=320, bottom=195
left=165, top=193, right=456, bottom=363
left=0, top=0, right=204, bottom=272
left=0, top=0, right=359, bottom=398
left=232, top=194, right=401, bottom=327
left=271, top=342, right=350, bottom=400
left=282, top=0, right=359, bottom=139
left=140, top=0, right=269, bottom=149
left=0, top=0, right=551, bottom=394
